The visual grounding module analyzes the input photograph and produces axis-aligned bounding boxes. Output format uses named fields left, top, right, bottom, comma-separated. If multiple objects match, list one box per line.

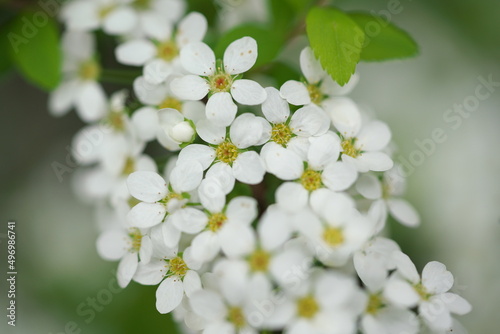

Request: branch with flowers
left=3, top=0, right=471, bottom=333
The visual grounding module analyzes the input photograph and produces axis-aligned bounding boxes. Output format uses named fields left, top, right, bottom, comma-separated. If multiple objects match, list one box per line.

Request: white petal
left=230, top=113, right=263, bottom=148
left=189, top=289, right=227, bottom=320
left=183, top=270, right=202, bottom=297
left=355, top=173, right=382, bottom=200
left=170, top=207, right=207, bottom=234
left=170, top=75, right=210, bottom=100
left=258, top=206, right=292, bottom=251
left=170, top=160, right=204, bottom=192
left=143, top=59, right=173, bottom=85
left=231, top=79, right=267, bottom=105
left=96, top=229, right=128, bottom=261
left=223, top=36, right=257, bottom=74
left=219, top=223, right=255, bottom=258
left=321, top=72, right=359, bottom=96
left=279, top=80, right=310, bottom=106
left=357, top=121, right=392, bottom=152
left=133, top=259, right=165, bottom=285
left=61, top=1, right=99, bottom=31
left=156, top=276, right=184, bottom=314
left=393, top=251, right=420, bottom=283
left=262, top=87, right=290, bottom=123
left=300, top=46, right=325, bottom=84
left=133, top=76, right=169, bottom=105
left=384, top=276, right=420, bottom=307
left=49, top=81, right=78, bottom=116
left=177, top=144, right=215, bottom=170
left=139, top=235, right=153, bottom=264
left=357, top=152, right=394, bottom=172
left=141, top=11, right=172, bottom=41
left=127, top=171, right=167, bottom=202
left=127, top=202, right=167, bottom=228
left=102, top=7, right=137, bottom=35
left=275, top=182, right=308, bottom=211
left=131, top=107, right=159, bottom=141
left=387, top=199, right=420, bottom=227
left=307, top=132, right=341, bottom=170
left=226, top=197, right=258, bottom=224
left=419, top=300, right=452, bottom=330
left=117, top=252, right=138, bottom=288
left=324, top=97, right=361, bottom=137
left=290, top=105, right=330, bottom=137
left=191, top=231, right=220, bottom=262
left=115, top=39, right=156, bottom=66
left=322, top=161, right=358, bottom=192
left=196, top=119, right=226, bottom=144
left=232, top=151, right=266, bottom=184
left=442, top=293, right=471, bottom=315
left=206, top=162, right=235, bottom=194
left=198, top=178, right=226, bottom=212
left=262, top=143, right=303, bottom=180
left=75, top=82, right=107, bottom=122
left=180, top=42, right=215, bottom=76
left=422, top=261, right=454, bottom=294
left=161, top=221, right=182, bottom=248
left=206, top=92, right=237, bottom=126
left=176, top=12, right=207, bottom=47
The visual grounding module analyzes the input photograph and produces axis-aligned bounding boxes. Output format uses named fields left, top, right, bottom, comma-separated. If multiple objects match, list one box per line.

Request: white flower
left=171, top=36, right=267, bottom=126
left=60, top=0, right=138, bottom=35
left=264, top=132, right=358, bottom=210
left=384, top=254, right=471, bottom=331
left=327, top=100, right=393, bottom=172
left=126, top=165, right=203, bottom=228
left=357, top=166, right=420, bottom=230
left=96, top=209, right=154, bottom=288
left=280, top=46, right=358, bottom=107
left=296, top=191, right=374, bottom=266
left=278, top=270, right=364, bottom=334
left=177, top=113, right=267, bottom=185
left=49, top=31, right=106, bottom=122
left=133, top=247, right=202, bottom=314
left=182, top=179, right=257, bottom=263
left=116, top=12, right=207, bottom=84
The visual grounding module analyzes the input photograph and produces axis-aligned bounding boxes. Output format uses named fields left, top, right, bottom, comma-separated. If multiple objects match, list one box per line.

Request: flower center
left=105, top=111, right=126, bottom=131
left=227, top=307, right=246, bottom=328
left=157, top=40, right=179, bottom=62
left=271, top=123, right=292, bottom=146
left=300, top=169, right=322, bottom=191
left=122, top=157, right=135, bottom=175
left=209, top=73, right=233, bottom=93
left=307, top=84, right=323, bottom=105
left=160, top=192, right=183, bottom=204
left=249, top=249, right=271, bottom=272
left=98, top=5, right=115, bottom=18
left=296, top=296, right=319, bottom=319
left=159, top=96, right=182, bottom=111
left=366, top=294, right=385, bottom=315
left=78, top=60, right=100, bottom=81
left=128, top=228, right=142, bottom=253
left=414, top=282, right=431, bottom=301
left=341, top=138, right=361, bottom=158
left=169, top=256, right=188, bottom=277
left=208, top=213, right=227, bottom=232
left=216, top=141, right=239, bottom=164
left=322, top=227, right=344, bottom=247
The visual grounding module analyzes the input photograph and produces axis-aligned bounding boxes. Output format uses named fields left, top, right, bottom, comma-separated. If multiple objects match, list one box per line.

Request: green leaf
left=284, top=0, right=316, bottom=14
left=8, top=12, right=61, bottom=90
left=306, top=7, right=365, bottom=86
left=265, top=61, right=301, bottom=87
left=350, top=12, right=418, bottom=61
left=215, top=24, right=283, bottom=68
left=269, top=0, right=296, bottom=36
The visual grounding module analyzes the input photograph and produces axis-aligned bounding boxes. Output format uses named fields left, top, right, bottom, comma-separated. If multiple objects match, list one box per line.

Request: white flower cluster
left=51, top=1, right=471, bottom=334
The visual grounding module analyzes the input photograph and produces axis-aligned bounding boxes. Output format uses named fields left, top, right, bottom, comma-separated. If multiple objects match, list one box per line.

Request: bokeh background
left=1, top=0, right=499, bottom=333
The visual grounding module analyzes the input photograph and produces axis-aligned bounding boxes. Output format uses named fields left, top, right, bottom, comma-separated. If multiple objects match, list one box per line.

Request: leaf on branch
left=8, top=12, right=61, bottom=90
left=306, top=7, right=365, bottom=86
left=349, top=12, right=419, bottom=61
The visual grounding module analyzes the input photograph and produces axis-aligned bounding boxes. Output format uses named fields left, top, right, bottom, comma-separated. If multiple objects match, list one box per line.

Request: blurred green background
left=1, top=0, right=499, bottom=333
